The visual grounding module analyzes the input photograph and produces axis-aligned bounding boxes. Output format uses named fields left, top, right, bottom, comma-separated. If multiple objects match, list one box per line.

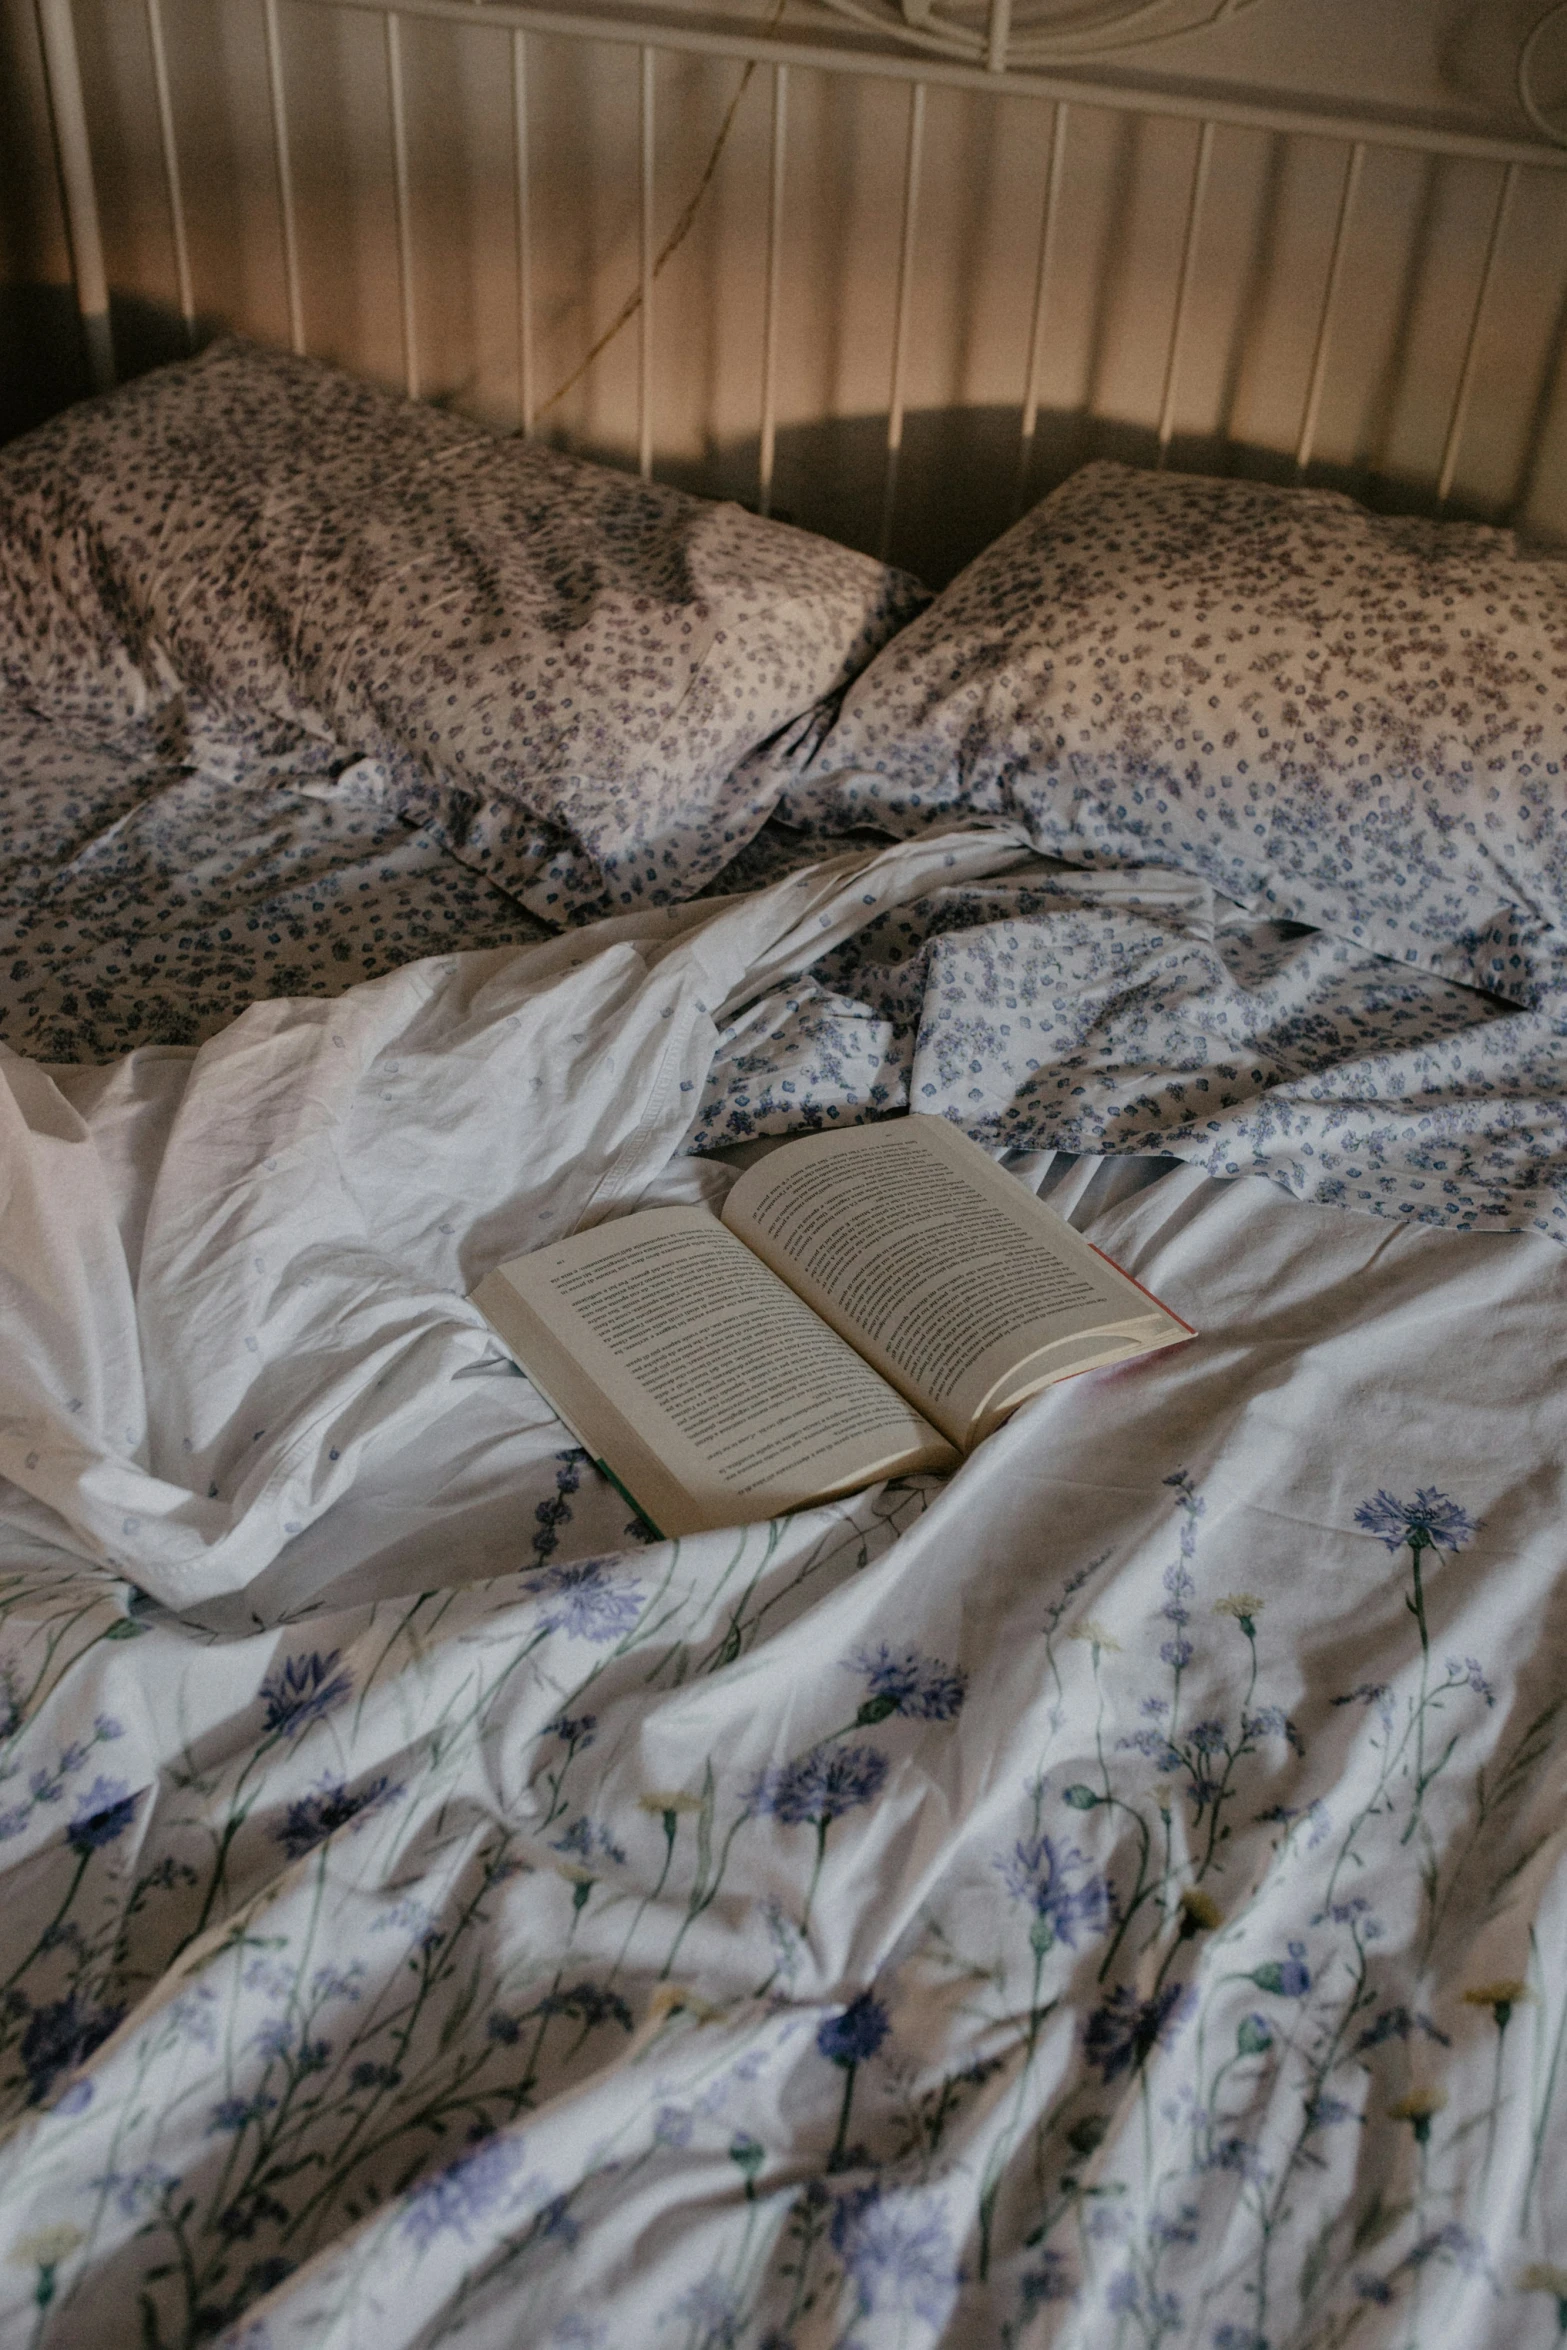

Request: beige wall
left=6, top=0, right=1567, bottom=579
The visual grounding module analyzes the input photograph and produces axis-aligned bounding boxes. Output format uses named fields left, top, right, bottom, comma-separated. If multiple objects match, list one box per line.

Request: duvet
left=0, top=830, right=1564, bottom=2350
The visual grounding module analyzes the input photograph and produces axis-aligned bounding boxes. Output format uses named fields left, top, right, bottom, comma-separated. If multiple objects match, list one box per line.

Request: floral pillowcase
left=780, top=460, right=1567, bottom=1013
left=0, top=339, right=928, bottom=922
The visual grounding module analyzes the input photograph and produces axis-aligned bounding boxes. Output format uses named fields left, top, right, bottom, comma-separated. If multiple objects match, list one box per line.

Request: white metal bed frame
left=32, top=0, right=1567, bottom=564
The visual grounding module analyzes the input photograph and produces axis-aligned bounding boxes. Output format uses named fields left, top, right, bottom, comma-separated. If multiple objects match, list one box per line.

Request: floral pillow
left=782, top=460, right=1567, bottom=1011
left=0, top=339, right=927, bottom=920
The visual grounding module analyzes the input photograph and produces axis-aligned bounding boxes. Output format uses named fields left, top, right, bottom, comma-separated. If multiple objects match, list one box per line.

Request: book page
left=471, top=1207, right=955, bottom=1539
left=723, top=1118, right=1190, bottom=1447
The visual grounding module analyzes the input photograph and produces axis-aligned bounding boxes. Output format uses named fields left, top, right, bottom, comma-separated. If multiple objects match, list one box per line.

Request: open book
left=471, top=1117, right=1192, bottom=1539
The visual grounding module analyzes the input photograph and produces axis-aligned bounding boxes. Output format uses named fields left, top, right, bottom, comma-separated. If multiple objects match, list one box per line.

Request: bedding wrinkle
left=0, top=1138, right=1564, bottom=2343
left=10, top=352, right=1567, bottom=2330
left=0, top=837, right=1017, bottom=1605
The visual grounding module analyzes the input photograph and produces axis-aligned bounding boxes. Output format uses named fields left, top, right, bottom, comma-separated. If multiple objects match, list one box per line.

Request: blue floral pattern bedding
left=691, top=857, right=1567, bottom=1244
left=0, top=831, right=1565, bottom=2347
left=9, top=669, right=1567, bottom=1249
left=0, top=1204, right=1564, bottom=2349
left=781, top=462, right=1567, bottom=1014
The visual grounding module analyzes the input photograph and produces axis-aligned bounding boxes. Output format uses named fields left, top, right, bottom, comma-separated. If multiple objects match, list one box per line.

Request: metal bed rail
left=34, top=0, right=1567, bottom=561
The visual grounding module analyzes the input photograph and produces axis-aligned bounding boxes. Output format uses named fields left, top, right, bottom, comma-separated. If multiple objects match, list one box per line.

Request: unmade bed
left=6, top=153, right=1567, bottom=2350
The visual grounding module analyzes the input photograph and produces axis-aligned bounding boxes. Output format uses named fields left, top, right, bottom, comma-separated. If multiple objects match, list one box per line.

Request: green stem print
left=1403, top=1538, right=1432, bottom=1835
left=978, top=1781, right=1113, bottom=2277
left=611, top=1791, right=701, bottom=1978
left=0, top=1451, right=1549, bottom=2350
left=1461, top=1979, right=1528, bottom=2191
left=816, top=1988, right=889, bottom=2167
left=1337, top=1490, right=1481, bottom=1873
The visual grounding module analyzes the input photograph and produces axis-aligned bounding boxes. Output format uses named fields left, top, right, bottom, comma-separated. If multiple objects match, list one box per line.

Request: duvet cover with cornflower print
left=0, top=1440, right=1560, bottom=2350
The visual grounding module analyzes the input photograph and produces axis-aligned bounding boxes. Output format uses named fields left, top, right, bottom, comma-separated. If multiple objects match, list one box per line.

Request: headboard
left=26, top=0, right=1567, bottom=582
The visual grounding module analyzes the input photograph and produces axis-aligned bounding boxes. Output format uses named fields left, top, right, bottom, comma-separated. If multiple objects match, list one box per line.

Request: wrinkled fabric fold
left=0, top=830, right=1027, bottom=1606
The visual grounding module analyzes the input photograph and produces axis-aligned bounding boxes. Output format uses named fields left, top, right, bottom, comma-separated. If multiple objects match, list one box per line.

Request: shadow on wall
left=0, top=284, right=89, bottom=442
left=646, top=407, right=1544, bottom=587
left=3, top=289, right=1554, bottom=591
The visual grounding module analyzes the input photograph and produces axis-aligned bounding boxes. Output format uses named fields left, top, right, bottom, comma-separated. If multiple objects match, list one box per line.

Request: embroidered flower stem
left=1400, top=1532, right=1434, bottom=1846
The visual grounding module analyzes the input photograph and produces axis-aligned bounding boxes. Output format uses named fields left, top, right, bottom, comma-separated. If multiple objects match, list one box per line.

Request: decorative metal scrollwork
left=1520, top=1, right=1567, bottom=145
left=801, top=0, right=1266, bottom=71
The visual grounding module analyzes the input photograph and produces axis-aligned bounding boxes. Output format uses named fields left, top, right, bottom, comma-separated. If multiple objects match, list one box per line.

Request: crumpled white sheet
left=0, top=829, right=1031, bottom=1609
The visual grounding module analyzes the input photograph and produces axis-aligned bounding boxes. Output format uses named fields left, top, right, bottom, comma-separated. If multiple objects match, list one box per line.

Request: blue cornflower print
left=20, top=1990, right=126, bottom=2105
left=1353, top=1487, right=1478, bottom=1554
left=1084, top=1982, right=1193, bottom=2083
left=748, top=1743, right=889, bottom=1932
left=1243, top=1703, right=1305, bottom=1754
left=816, top=1990, right=891, bottom=2068
left=1349, top=1485, right=1482, bottom=1851
left=521, top=1559, right=644, bottom=1644
left=1151, top=2205, right=1199, bottom=2248
left=748, top=1745, right=888, bottom=1827
left=830, top=2183, right=961, bottom=2329
left=1210, top=2135, right=1266, bottom=2184
left=258, top=1649, right=352, bottom=1739
left=846, top=1644, right=967, bottom=1724
left=277, top=1773, right=402, bottom=1861
left=1021, top=2251, right=1076, bottom=2309
left=401, top=2133, right=531, bottom=2249
left=995, top=1833, right=1113, bottom=1956
left=65, top=1777, right=141, bottom=1856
